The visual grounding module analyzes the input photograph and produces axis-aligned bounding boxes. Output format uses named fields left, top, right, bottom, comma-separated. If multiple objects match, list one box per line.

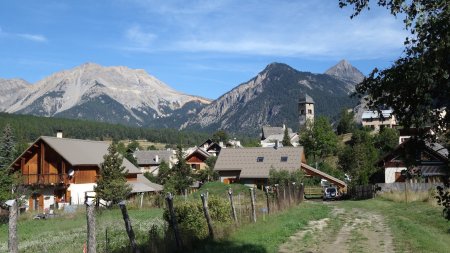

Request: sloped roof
left=129, top=174, right=163, bottom=193
left=299, top=93, right=314, bottom=104
left=426, top=142, right=448, bottom=160
left=134, top=150, right=173, bottom=165
left=262, top=133, right=299, bottom=143
left=262, top=126, right=293, bottom=139
left=214, top=147, right=303, bottom=178
left=185, top=147, right=211, bottom=160
left=30, top=136, right=140, bottom=174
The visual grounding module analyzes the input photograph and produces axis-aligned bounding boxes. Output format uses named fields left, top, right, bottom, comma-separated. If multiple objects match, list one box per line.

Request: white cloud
left=0, top=26, right=47, bottom=42
left=17, top=33, right=47, bottom=42
left=121, top=0, right=407, bottom=60
left=125, top=25, right=157, bottom=48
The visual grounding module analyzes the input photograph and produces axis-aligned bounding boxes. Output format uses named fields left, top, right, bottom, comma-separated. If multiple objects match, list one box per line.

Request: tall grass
left=377, top=188, right=439, bottom=206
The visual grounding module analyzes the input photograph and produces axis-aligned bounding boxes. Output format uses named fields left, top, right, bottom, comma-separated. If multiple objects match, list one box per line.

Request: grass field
left=0, top=207, right=163, bottom=253
left=2, top=193, right=449, bottom=253
left=336, top=198, right=450, bottom=253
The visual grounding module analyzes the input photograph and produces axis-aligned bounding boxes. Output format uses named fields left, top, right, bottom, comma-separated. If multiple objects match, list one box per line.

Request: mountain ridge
left=0, top=63, right=210, bottom=126
left=0, top=60, right=363, bottom=135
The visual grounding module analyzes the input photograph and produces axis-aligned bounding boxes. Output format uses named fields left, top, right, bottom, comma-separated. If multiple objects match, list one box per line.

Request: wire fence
left=2, top=184, right=306, bottom=253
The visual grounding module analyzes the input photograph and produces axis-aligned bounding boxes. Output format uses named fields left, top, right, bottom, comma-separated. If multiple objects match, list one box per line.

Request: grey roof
left=214, top=147, right=303, bottom=178
left=262, top=133, right=298, bottom=143
left=299, top=93, right=314, bottom=104
left=426, top=142, right=449, bottom=160
left=129, top=174, right=163, bottom=193
left=134, top=150, right=173, bottom=165
left=262, top=126, right=293, bottom=139
left=415, top=165, right=448, bottom=176
left=36, top=136, right=141, bottom=174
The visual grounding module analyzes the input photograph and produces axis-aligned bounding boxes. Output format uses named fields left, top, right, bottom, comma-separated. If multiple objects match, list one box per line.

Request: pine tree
left=282, top=127, right=292, bottom=146
left=166, top=146, right=193, bottom=194
left=0, top=124, right=16, bottom=170
left=95, top=142, right=131, bottom=206
left=0, top=124, right=16, bottom=202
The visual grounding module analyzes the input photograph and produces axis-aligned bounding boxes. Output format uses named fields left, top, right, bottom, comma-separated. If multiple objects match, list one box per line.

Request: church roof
left=299, top=93, right=314, bottom=104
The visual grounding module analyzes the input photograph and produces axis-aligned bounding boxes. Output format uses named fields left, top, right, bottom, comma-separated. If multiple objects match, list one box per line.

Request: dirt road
left=278, top=203, right=394, bottom=253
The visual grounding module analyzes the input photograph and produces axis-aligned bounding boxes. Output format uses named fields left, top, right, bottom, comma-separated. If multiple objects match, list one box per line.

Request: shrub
left=163, top=196, right=232, bottom=240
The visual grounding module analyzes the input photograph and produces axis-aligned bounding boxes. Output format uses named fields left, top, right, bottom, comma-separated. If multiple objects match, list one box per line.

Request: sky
left=0, top=0, right=407, bottom=99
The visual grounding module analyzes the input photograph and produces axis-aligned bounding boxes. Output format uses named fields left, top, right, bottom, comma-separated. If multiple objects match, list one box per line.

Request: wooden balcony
left=22, top=174, right=67, bottom=185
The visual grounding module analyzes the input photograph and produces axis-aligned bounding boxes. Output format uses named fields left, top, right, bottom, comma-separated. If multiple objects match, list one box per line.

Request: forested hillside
left=0, top=113, right=210, bottom=147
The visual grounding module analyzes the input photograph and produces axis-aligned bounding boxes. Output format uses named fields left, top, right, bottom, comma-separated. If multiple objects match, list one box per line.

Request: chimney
left=155, top=155, right=159, bottom=163
left=56, top=130, right=63, bottom=138
left=274, top=140, right=279, bottom=149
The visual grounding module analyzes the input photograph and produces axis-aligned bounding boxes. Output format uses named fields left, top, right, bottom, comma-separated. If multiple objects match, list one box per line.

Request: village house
left=134, top=149, right=176, bottom=175
left=372, top=139, right=449, bottom=184
left=185, top=139, right=223, bottom=172
left=10, top=133, right=162, bottom=211
left=361, top=109, right=397, bottom=132
left=260, top=125, right=299, bottom=147
left=214, top=145, right=346, bottom=191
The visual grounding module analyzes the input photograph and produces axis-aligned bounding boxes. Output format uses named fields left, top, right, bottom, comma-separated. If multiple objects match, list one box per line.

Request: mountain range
left=0, top=60, right=364, bottom=135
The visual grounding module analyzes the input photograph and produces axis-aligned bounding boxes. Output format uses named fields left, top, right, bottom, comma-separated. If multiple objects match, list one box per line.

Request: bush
left=163, top=196, right=232, bottom=240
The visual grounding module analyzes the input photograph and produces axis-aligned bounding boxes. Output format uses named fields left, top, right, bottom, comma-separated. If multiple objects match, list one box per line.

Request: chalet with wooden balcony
left=10, top=135, right=162, bottom=211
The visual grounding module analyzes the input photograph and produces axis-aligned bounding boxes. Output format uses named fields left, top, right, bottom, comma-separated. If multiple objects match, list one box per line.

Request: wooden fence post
left=249, top=188, right=256, bottom=223
left=201, top=193, right=214, bottom=239
left=275, top=184, right=280, bottom=211
left=8, top=199, right=18, bottom=253
left=85, top=199, right=96, bottom=253
left=228, top=188, right=238, bottom=223
left=166, top=193, right=182, bottom=249
left=264, top=186, right=270, bottom=215
left=119, top=201, right=139, bottom=253
left=299, top=183, right=304, bottom=203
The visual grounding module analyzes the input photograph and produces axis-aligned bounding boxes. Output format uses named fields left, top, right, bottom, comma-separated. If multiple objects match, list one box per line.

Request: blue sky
left=0, top=0, right=406, bottom=99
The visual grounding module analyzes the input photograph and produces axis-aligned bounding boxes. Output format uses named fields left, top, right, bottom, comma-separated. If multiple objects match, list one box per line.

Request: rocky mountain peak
left=325, top=59, right=365, bottom=86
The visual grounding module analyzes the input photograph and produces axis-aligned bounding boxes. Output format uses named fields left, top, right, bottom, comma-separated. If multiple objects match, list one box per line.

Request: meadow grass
left=0, top=206, right=163, bottom=253
left=337, top=198, right=450, bottom=253
left=194, top=202, right=331, bottom=253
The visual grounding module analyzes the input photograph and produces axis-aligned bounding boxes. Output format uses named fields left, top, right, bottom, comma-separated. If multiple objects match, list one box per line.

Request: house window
left=308, top=109, right=312, bottom=114
left=256, top=157, right=264, bottom=162
left=301, top=110, right=305, bottom=115
left=281, top=156, right=288, bottom=162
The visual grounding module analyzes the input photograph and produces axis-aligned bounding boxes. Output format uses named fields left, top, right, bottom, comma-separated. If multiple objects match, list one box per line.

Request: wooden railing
left=22, top=174, right=67, bottom=185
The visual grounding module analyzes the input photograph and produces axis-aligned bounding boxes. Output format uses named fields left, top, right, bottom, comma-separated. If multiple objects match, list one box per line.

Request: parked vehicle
left=323, top=186, right=338, bottom=201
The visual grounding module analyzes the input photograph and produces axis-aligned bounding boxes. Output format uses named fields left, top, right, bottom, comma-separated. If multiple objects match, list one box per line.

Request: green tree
left=95, top=142, right=131, bottom=206
left=0, top=124, right=16, bottom=202
left=197, top=156, right=219, bottom=183
left=144, top=160, right=171, bottom=185
left=147, top=145, right=157, bottom=150
left=282, top=127, right=293, bottom=146
left=339, top=0, right=449, bottom=134
left=374, top=128, right=400, bottom=155
left=299, top=117, right=338, bottom=162
left=338, top=129, right=378, bottom=185
left=165, top=146, right=193, bottom=194
left=336, top=109, right=356, bottom=135
left=0, top=124, right=16, bottom=170
left=212, top=130, right=229, bottom=144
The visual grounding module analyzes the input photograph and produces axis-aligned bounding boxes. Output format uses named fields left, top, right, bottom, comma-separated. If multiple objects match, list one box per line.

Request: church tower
left=298, top=93, right=314, bottom=130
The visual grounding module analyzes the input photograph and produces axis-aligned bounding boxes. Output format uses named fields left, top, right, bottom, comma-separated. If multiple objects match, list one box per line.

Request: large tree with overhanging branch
left=339, top=0, right=449, bottom=134
left=339, top=0, right=450, bottom=222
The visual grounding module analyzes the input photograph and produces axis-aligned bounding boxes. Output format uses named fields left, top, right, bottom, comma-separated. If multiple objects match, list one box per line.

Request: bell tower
left=298, top=93, right=314, bottom=131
